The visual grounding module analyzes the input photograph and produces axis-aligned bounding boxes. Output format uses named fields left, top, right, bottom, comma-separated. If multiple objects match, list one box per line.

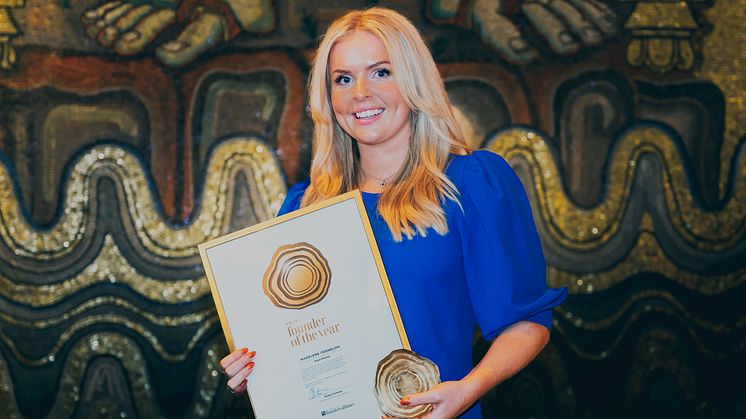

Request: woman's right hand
left=219, top=347, right=256, bottom=394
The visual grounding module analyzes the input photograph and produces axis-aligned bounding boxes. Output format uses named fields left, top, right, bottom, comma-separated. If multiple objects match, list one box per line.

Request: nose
left=353, top=77, right=371, bottom=100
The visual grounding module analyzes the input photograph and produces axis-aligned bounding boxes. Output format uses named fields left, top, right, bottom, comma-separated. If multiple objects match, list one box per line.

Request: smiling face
left=328, top=31, right=411, bottom=154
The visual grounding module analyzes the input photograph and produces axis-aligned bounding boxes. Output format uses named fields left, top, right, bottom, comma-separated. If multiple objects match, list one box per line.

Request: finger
left=219, top=347, right=249, bottom=371
left=401, top=390, right=438, bottom=407
left=226, top=361, right=255, bottom=391
left=546, top=0, right=602, bottom=46
left=232, top=380, right=248, bottom=395
left=224, top=352, right=257, bottom=378
left=522, top=1, right=579, bottom=55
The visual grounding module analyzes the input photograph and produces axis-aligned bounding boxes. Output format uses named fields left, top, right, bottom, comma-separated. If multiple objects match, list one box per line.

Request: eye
left=373, top=68, right=391, bottom=78
left=334, top=74, right=352, bottom=85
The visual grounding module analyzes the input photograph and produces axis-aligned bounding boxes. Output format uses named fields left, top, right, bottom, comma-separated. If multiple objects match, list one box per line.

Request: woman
left=220, top=7, right=566, bottom=418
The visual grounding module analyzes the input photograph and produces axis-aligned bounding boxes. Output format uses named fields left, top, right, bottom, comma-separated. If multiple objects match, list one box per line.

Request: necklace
left=360, top=166, right=394, bottom=188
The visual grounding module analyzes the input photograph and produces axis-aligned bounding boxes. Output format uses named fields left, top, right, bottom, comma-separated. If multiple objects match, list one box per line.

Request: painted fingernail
left=400, top=397, right=410, bottom=406
left=247, top=361, right=255, bottom=369
left=240, top=347, right=248, bottom=353
left=248, top=350, right=256, bottom=357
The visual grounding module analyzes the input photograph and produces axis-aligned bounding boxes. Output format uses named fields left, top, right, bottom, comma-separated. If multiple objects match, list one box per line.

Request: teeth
left=355, top=109, right=383, bottom=119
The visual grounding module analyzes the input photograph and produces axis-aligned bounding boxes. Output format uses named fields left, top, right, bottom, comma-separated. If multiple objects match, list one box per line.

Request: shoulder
left=277, top=178, right=310, bottom=216
left=446, top=150, right=517, bottom=198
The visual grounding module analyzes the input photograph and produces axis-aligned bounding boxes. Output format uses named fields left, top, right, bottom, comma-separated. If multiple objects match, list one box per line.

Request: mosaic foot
left=472, top=0, right=539, bottom=64
left=114, top=9, right=176, bottom=55
left=155, top=10, right=225, bottom=67
left=469, top=0, right=619, bottom=63
left=82, top=0, right=177, bottom=54
left=81, top=0, right=276, bottom=66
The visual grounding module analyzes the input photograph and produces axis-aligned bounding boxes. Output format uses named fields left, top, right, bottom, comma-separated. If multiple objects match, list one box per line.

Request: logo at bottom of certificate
left=262, top=242, right=332, bottom=310
left=320, top=403, right=355, bottom=416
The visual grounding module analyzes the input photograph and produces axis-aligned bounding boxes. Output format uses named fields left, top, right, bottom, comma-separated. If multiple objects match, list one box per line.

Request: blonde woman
left=220, top=7, right=566, bottom=418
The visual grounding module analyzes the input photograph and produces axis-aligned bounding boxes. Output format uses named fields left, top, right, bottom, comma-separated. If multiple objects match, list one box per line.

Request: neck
left=357, top=142, right=408, bottom=191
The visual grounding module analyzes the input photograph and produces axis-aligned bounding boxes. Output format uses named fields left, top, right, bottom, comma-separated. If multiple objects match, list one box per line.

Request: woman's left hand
left=381, top=321, right=550, bottom=419
left=400, top=380, right=474, bottom=419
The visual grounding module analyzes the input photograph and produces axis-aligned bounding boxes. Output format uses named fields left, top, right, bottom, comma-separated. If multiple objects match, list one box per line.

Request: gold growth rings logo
left=262, top=243, right=331, bottom=309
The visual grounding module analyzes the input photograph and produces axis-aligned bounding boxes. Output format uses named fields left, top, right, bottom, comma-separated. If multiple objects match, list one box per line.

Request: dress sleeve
left=456, top=151, right=567, bottom=340
left=276, top=179, right=310, bottom=216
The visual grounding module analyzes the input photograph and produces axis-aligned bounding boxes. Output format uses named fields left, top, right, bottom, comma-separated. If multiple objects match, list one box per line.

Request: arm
left=404, top=320, right=549, bottom=419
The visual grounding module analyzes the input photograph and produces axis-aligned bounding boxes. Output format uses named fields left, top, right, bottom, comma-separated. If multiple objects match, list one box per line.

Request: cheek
left=379, top=84, right=406, bottom=108
left=330, top=90, right=347, bottom=116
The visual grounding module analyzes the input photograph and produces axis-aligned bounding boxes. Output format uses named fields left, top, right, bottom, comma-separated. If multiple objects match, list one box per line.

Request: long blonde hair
left=302, top=7, right=469, bottom=241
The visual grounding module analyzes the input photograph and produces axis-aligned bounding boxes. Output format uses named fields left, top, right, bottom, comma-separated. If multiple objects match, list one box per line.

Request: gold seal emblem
left=374, top=349, right=441, bottom=419
left=262, top=242, right=331, bottom=309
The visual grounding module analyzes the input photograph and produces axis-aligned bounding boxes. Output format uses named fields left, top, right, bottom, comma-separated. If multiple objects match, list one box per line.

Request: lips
left=354, top=108, right=384, bottom=119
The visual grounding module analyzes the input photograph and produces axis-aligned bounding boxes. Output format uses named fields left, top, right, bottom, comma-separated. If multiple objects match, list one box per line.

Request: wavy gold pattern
left=486, top=127, right=745, bottom=252
left=553, top=307, right=746, bottom=361
left=0, top=137, right=286, bottom=260
left=0, top=312, right=218, bottom=366
left=547, top=217, right=745, bottom=295
left=0, top=235, right=210, bottom=306
left=36, top=333, right=224, bottom=419
left=0, top=353, right=21, bottom=419
left=0, top=296, right=214, bottom=329
left=556, top=289, right=746, bottom=333
left=695, top=0, right=746, bottom=201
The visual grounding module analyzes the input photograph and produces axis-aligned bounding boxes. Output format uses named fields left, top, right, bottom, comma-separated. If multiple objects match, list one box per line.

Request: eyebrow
left=331, top=60, right=390, bottom=75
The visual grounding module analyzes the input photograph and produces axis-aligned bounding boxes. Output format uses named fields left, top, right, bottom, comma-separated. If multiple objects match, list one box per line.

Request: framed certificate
left=198, top=190, right=410, bottom=418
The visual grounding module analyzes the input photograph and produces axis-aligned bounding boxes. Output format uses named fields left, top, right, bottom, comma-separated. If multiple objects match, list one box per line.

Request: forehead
left=329, top=31, right=390, bottom=69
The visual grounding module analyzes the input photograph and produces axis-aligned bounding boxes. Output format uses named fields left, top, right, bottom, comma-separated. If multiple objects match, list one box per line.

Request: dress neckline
left=360, top=190, right=381, bottom=198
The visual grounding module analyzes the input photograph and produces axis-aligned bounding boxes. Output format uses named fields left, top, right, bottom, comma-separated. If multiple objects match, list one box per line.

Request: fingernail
left=240, top=347, right=248, bottom=353
left=247, top=361, right=255, bottom=369
left=400, top=397, right=410, bottom=406
left=248, top=350, right=256, bottom=357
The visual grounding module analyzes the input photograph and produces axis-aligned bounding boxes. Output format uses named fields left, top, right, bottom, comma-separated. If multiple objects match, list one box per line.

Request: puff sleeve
left=276, top=179, right=310, bottom=216
left=455, top=151, right=566, bottom=341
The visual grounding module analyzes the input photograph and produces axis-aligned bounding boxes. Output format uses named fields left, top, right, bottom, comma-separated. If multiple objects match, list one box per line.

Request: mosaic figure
left=429, top=0, right=618, bottom=63
left=80, top=0, right=274, bottom=66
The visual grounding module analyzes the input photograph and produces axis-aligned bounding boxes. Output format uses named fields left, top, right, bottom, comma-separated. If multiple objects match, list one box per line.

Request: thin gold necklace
left=360, top=166, right=395, bottom=188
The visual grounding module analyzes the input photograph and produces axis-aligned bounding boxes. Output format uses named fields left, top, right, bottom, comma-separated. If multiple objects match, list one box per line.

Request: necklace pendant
left=380, top=181, right=386, bottom=188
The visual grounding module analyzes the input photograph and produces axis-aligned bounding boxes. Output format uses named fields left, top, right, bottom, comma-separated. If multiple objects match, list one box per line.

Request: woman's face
left=328, top=31, right=411, bottom=152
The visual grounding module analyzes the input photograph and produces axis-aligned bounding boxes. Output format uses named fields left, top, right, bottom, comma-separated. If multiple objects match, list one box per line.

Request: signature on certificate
left=308, top=386, right=345, bottom=400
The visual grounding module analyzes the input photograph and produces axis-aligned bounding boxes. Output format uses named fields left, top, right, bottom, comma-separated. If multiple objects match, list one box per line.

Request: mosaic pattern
left=0, top=0, right=744, bottom=417
left=0, top=136, right=284, bottom=417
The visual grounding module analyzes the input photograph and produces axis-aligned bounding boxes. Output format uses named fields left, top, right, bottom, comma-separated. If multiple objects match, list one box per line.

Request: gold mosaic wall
left=0, top=0, right=744, bottom=417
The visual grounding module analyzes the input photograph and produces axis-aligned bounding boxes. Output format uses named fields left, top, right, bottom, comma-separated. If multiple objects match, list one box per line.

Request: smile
left=354, top=108, right=384, bottom=119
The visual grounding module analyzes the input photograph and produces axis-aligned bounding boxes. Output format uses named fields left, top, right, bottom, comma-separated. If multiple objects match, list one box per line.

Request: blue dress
left=277, top=150, right=567, bottom=418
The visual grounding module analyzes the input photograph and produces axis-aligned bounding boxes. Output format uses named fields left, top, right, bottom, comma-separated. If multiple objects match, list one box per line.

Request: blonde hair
left=302, top=7, right=469, bottom=241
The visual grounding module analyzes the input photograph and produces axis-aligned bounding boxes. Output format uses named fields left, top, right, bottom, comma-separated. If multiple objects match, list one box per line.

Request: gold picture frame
left=198, top=190, right=409, bottom=418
